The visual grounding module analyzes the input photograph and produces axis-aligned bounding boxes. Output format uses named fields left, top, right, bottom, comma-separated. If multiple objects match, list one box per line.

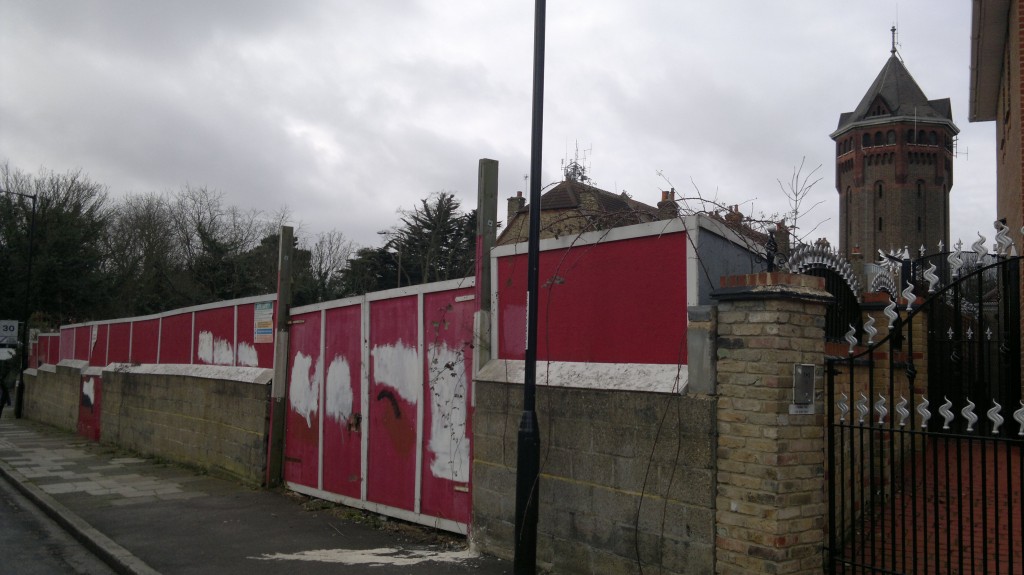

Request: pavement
left=0, top=414, right=512, bottom=575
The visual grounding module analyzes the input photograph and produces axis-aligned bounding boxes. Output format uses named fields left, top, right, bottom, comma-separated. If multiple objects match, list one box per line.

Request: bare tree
left=103, top=193, right=185, bottom=314
left=306, top=230, right=355, bottom=302
left=777, top=157, right=828, bottom=243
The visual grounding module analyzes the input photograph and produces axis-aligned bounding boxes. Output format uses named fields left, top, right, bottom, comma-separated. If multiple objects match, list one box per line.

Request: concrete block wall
left=21, top=361, right=83, bottom=431
left=713, top=272, right=830, bottom=575
left=472, top=379, right=716, bottom=574
left=100, top=365, right=272, bottom=484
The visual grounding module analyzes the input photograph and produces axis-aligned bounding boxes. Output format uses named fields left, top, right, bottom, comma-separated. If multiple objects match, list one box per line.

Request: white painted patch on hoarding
left=289, top=351, right=321, bottom=427
left=197, top=331, right=234, bottom=365
left=325, top=355, right=353, bottom=421
left=82, top=377, right=95, bottom=406
left=370, top=343, right=419, bottom=404
left=427, top=343, right=469, bottom=481
left=250, top=546, right=477, bottom=566
left=236, top=341, right=259, bottom=367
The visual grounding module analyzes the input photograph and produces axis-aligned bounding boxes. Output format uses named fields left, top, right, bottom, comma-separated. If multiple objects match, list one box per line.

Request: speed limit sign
left=0, top=320, right=18, bottom=346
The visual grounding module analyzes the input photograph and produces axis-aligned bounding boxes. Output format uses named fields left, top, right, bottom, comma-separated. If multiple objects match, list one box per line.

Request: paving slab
left=0, top=418, right=512, bottom=575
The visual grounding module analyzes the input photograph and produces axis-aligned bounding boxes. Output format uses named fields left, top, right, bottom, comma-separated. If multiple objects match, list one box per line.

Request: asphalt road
left=0, top=471, right=117, bottom=575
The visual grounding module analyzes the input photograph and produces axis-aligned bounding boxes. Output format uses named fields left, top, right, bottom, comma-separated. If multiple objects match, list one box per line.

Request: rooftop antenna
left=954, top=136, right=968, bottom=160
left=560, top=140, right=592, bottom=183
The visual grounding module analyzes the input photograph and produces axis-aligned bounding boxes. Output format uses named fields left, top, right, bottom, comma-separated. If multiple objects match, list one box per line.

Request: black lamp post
left=514, top=1, right=545, bottom=573
left=1, top=186, right=37, bottom=419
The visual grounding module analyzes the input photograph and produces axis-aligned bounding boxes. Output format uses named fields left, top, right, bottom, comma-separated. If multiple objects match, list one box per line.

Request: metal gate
left=826, top=230, right=1023, bottom=574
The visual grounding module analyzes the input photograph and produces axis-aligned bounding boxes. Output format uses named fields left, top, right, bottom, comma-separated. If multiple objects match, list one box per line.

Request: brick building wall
left=837, top=123, right=953, bottom=259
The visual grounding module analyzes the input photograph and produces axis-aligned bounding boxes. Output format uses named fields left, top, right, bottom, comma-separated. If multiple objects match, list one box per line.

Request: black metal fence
left=826, top=245, right=1023, bottom=574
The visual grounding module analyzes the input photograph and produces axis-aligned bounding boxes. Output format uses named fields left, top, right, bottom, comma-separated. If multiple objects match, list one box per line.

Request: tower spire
left=890, top=25, right=897, bottom=55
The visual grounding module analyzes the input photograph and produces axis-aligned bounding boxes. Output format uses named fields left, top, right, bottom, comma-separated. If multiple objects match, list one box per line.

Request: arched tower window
left=863, top=133, right=871, bottom=147
left=918, top=130, right=927, bottom=144
left=917, top=180, right=924, bottom=198
left=929, top=131, right=937, bottom=145
left=876, top=182, right=884, bottom=198
left=906, top=129, right=915, bottom=143
left=886, top=130, right=896, bottom=144
left=874, top=132, right=884, bottom=146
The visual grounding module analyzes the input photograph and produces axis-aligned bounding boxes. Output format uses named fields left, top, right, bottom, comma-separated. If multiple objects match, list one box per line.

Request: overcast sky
left=0, top=1, right=998, bottom=252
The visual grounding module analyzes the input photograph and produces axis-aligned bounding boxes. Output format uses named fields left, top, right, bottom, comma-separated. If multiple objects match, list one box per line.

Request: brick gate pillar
left=712, top=273, right=831, bottom=575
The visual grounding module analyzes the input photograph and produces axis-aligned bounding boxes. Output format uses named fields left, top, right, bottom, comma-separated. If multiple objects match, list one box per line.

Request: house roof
left=832, top=54, right=958, bottom=138
left=517, top=180, right=659, bottom=218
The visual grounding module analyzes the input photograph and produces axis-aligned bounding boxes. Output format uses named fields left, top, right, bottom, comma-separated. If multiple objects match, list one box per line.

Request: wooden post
left=266, top=225, right=293, bottom=487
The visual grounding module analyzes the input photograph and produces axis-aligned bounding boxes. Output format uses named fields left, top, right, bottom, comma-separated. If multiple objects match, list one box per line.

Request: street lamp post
left=1, top=187, right=38, bottom=419
left=514, top=1, right=545, bottom=573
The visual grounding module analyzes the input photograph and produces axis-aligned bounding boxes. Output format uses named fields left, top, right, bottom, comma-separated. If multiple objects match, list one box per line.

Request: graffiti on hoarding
left=427, top=342, right=469, bottom=482
left=370, top=343, right=419, bottom=403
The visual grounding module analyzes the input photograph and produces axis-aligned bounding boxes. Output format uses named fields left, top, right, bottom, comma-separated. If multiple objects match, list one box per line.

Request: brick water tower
left=831, top=28, right=958, bottom=264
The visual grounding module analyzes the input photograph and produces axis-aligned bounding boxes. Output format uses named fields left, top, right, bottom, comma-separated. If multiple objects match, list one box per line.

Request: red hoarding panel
left=31, top=336, right=53, bottom=367
left=420, top=288, right=475, bottom=523
left=89, top=324, right=109, bottom=367
left=321, top=304, right=363, bottom=499
left=107, top=323, right=131, bottom=364
left=284, top=310, right=322, bottom=488
left=367, top=296, right=419, bottom=512
left=130, top=319, right=159, bottom=364
left=47, top=335, right=59, bottom=365
left=159, top=313, right=192, bottom=364
left=496, top=233, right=688, bottom=364
left=77, top=374, right=101, bottom=441
left=60, top=328, right=74, bottom=362
left=235, top=302, right=275, bottom=368
left=73, top=327, right=91, bottom=361
left=193, top=307, right=235, bottom=366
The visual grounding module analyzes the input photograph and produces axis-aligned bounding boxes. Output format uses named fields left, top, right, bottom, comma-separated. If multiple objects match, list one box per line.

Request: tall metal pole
left=514, top=1, right=545, bottom=573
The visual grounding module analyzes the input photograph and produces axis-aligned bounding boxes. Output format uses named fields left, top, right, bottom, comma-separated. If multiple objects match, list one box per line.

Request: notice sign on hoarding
left=254, top=302, right=274, bottom=344
left=0, top=320, right=18, bottom=346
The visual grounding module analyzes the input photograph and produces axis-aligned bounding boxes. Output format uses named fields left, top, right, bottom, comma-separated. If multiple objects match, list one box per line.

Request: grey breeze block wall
left=101, top=365, right=273, bottom=485
left=472, top=379, right=717, bottom=575
left=22, top=362, right=83, bottom=431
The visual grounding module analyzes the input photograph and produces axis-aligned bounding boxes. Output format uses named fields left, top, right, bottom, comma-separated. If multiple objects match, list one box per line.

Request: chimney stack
left=657, top=188, right=679, bottom=220
left=724, top=205, right=743, bottom=226
left=507, top=191, right=526, bottom=225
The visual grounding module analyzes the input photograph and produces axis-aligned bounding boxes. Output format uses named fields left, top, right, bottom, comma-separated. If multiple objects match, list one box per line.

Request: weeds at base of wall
left=285, top=491, right=469, bottom=550
left=87, top=439, right=265, bottom=490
